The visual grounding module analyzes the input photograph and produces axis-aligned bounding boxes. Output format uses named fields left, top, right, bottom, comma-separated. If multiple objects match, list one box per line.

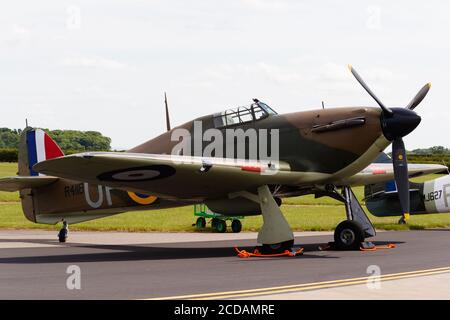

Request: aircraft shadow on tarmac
left=0, top=239, right=404, bottom=264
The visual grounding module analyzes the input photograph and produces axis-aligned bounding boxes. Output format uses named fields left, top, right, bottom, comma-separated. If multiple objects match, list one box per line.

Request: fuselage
left=130, top=105, right=388, bottom=179
left=20, top=104, right=394, bottom=223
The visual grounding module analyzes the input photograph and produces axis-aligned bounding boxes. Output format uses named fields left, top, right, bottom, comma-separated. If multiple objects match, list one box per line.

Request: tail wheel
left=334, top=220, right=365, bottom=250
left=58, top=228, right=68, bottom=243
left=231, top=220, right=242, bottom=233
left=215, top=220, right=227, bottom=233
left=196, top=217, right=206, bottom=229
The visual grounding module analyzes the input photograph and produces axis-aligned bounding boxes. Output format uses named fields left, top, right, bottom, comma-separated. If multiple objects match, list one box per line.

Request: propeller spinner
left=348, top=65, right=430, bottom=224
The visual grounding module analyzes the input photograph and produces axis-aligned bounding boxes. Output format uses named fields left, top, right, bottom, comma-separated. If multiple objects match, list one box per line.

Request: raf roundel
left=127, top=192, right=158, bottom=205
left=112, top=169, right=160, bottom=181
left=97, top=165, right=176, bottom=182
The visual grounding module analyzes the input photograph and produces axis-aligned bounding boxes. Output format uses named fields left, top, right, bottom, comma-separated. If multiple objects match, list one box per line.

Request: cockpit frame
left=212, top=100, right=277, bottom=128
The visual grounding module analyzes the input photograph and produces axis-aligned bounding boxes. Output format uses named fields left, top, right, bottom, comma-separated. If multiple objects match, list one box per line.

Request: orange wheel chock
left=360, top=243, right=396, bottom=252
left=234, top=247, right=304, bottom=258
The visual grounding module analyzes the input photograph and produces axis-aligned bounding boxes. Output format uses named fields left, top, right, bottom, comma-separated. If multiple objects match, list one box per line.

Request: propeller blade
left=348, top=65, right=393, bottom=116
left=392, top=138, right=410, bottom=221
left=406, top=83, right=431, bottom=110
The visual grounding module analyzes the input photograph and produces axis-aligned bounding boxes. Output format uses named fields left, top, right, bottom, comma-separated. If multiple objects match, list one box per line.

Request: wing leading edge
left=340, top=163, right=447, bottom=186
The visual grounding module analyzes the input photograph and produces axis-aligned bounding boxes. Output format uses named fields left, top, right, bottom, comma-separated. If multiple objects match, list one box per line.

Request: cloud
left=2, top=24, right=31, bottom=48
left=241, top=0, right=287, bottom=10
left=201, top=62, right=304, bottom=85
left=317, top=63, right=399, bottom=81
left=316, top=63, right=349, bottom=82
left=59, top=56, right=128, bottom=70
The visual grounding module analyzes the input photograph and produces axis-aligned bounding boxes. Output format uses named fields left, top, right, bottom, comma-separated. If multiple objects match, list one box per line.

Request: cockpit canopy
left=213, top=99, right=277, bottom=128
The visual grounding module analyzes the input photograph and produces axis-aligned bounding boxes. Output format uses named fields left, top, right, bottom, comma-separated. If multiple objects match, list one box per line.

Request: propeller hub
left=381, top=107, right=421, bottom=141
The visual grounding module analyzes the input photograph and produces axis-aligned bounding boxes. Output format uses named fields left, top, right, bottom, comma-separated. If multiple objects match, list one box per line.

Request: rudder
left=18, top=127, right=64, bottom=222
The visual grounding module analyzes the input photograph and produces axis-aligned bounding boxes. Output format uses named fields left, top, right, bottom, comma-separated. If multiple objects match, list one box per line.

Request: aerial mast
left=164, top=92, right=171, bottom=132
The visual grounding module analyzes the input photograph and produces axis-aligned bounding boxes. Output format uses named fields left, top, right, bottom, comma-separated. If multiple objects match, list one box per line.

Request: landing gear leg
left=332, top=186, right=376, bottom=250
left=256, top=185, right=294, bottom=254
left=58, top=220, right=68, bottom=243
left=230, top=185, right=294, bottom=254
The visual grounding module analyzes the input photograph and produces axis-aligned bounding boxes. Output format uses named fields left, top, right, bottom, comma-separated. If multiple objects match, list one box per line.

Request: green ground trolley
left=193, top=204, right=244, bottom=233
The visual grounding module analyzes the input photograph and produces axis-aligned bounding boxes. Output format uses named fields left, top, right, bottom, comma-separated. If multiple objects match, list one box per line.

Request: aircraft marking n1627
left=423, top=176, right=450, bottom=213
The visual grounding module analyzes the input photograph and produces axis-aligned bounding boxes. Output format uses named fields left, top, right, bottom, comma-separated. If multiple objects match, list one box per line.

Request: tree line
left=1, top=127, right=449, bottom=169
left=0, top=128, right=112, bottom=162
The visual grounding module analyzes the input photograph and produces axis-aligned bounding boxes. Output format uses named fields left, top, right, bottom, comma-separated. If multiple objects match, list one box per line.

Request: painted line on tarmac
left=147, top=266, right=450, bottom=300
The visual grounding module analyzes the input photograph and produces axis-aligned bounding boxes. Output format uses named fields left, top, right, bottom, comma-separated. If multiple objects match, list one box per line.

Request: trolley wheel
left=231, top=219, right=242, bottom=233
left=196, top=217, right=206, bottom=229
left=211, top=218, right=220, bottom=229
left=215, top=219, right=227, bottom=233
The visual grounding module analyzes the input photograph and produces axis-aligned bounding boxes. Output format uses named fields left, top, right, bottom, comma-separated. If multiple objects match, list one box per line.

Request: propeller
left=348, top=65, right=430, bottom=224
left=406, top=83, right=432, bottom=110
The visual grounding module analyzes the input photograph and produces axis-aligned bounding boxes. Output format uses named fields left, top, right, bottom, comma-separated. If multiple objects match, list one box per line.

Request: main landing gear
left=232, top=184, right=377, bottom=254
left=58, top=220, right=69, bottom=243
left=230, top=185, right=295, bottom=254
left=330, top=185, right=376, bottom=250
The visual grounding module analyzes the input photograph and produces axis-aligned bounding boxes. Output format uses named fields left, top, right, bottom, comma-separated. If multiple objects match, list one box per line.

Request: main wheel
left=260, top=239, right=294, bottom=254
left=196, top=217, right=206, bottom=229
left=215, top=219, right=227, bottom=233
left=231, top=220, right=242, bottom=233
left=334, top=220, right=365, bottom=250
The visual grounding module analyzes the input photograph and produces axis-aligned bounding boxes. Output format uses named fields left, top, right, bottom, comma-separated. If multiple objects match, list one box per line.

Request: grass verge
left=1, top=162, right=449, bottom=232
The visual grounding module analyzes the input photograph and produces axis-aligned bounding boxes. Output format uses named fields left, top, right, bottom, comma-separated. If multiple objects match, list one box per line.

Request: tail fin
left=19, top=127, right=64, bottom=177
left=17, top=127, right=64, bottom=222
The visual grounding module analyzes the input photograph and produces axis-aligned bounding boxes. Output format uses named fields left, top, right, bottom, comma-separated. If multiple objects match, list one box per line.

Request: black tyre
left=211, top=218, right=219, bottom=229
left=261, top=239, right=294, bottom=254
left=196, top=217, right=206, bottom=229
left=334, top=220, right=365, bottom=250
left=215, top=219, right=227, bottom=233
left=58, top=229, right=67, bottom=243
left=231, top=220, right=242, bottom=233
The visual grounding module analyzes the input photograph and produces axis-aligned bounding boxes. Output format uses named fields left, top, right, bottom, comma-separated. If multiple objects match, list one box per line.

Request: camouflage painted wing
left=339, top=163, right=447, bottom=186
left=33, top=152, right=329, bottom=200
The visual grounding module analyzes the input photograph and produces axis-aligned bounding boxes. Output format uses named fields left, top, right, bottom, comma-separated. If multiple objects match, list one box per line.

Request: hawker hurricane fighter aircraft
left=0, top=66, right=444, bottom=252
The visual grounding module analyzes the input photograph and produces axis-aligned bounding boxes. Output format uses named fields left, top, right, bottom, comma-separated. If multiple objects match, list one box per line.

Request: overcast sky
left=1, top=0, right=448, bottom=150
